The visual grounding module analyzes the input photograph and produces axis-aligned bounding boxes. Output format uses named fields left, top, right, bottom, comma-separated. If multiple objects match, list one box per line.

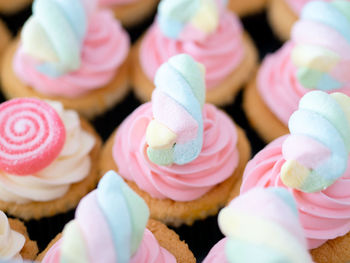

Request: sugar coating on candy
left=0, top=98, right=66, bottom=175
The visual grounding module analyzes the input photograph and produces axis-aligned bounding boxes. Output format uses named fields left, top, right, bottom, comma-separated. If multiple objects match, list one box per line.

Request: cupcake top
left=257, top=0, right=350, bottom=125
left=203, top=187, right=312, bottom=263
left=242, top=90, right=350, bottom=249
left=140, top=0, right=245, bottom=90
left=0, top=211, right=25, bottom=261
left=114, top=54, right=240, bottom=201
left=0, top=98, right=95, bottom=204
left=13, top=0, right=130, bottom=98
left=41, top=170, right=176, bottom=263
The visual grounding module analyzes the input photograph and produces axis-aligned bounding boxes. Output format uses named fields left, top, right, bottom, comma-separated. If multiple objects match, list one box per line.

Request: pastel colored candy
left=146, top=54, right=205, bottom=166
left=291, top=0, right=350, bottom=91
left=281, top=91, right=350, bottom=192
left=0, top=98, right=66, bottom=176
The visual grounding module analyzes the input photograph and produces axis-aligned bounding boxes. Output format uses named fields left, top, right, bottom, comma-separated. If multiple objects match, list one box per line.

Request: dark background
left=0, top=5, right=283, bottom=262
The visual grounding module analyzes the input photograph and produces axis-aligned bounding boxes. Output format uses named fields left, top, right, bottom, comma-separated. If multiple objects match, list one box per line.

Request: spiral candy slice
left=0, top=98, right=66, bottom=175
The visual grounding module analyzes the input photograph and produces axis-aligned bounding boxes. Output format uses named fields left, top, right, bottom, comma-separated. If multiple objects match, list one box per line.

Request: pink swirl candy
left=140, top=11, right=244, bottom=90
left=14, top=11, right=130, bottom=98
left=0, top=98, right=66, bottom=175
left=113, top=103, right=239, bottom=201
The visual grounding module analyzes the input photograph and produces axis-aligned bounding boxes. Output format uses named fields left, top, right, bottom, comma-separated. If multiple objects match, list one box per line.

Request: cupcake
left=36, top=170, right=196, bottom=263
left=131, top=0, right=258, bottom=106
left=244, top=0, right=350, bottom=143
left=0, top=98, right=101, bottom=220
left=0, top=211, right=38, bottom=261
left=203, top=187, right=313, bottom=263
left=268, top=0, right=336, bottom=41
left=228, top=0, right=267, bottom=17
left=100, top=0, right=159, bottom=27
left=0, top=20, right=10, bottom=59
left=100, top=54, right=251, bottom=226
left=1, top=0, right=130, bottom=119
left=242, top=91, right=350, bottom=262
left=0, top=0, right=31, bottom=14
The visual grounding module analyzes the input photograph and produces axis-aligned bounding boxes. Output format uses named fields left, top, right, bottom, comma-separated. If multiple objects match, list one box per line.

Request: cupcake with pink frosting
left=1, top=0, right=130, bottom=119
left=242, top=90, right=350, bottom=262
left=268, top=0, right=339, bottom=41
left=0, top=97, right=101, bottom=220
left=203, top=187, right=313, bottom=263
left=36, top=170, right=196, bottom=263
left=100, top=54, right=251, bottom=226
left=131, top=0, right=258, bottom=106
left=99, top=0, right=159, bottom=27
left=244, top=0, right=350, bottom=142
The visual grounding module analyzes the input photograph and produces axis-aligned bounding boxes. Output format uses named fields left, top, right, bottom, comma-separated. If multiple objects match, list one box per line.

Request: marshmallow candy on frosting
left=242, top=91, right=350, bottom=261
left=40, top=171, right=190, bottom=263
left=203, top=187, right=312, bottom=263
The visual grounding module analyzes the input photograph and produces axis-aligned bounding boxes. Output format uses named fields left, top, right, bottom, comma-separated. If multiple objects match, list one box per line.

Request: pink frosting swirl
left=13, top=10, right=130, bottom=98
left=202, top=238, right=229, bottom=263
left=113, top=103, right=239, bottom=201
left=41, top=229, right=174, bottom=263
left=100, top=0, right=138, bottom=6
left=257, top=42, right=350, bottom=125
left=241, top=135, right=350, bottom=249
left=139, top=11, right=244, bottom=90
left=284, top=0, right=332, bottom=14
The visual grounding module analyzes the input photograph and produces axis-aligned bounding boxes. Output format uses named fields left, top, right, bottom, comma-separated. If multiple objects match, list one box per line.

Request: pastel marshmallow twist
left=219, top=188, right=312, bottom=263
left=57, top=171, right=149, bottom=263
left=146, top=54, right=206, bottom=166
left=281, top=91, right=350, bottom=192
left=20, top=0, right=97, bottom=77
left=0, top=98, right=66, bottom=176
left=291, top=0, right=350, bottom=91
left=158, top=0, right=226, bottom=41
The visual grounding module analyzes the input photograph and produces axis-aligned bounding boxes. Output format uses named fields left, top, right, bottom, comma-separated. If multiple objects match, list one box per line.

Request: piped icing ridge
left=146, top=54, right=205, bottom=166
left=0, top=99, right=95, bottom=204
left=14, top=0, right=130, bottom=98
left=41, top=171, right=176, bottom=263
left=281, top=91, right=350, bottom=192
left=140, top=0, right=244, bottom=90
left=241, top=91, right=350, bottom=249
left=257, top=0, right=350, bottom=125
left=291, top=0, right=350, bottom=91
left=203, top=188, right=312, bottom=263
left=114, top=54, right=239, bottom=201
left=0, top=211, right=25, bottom=261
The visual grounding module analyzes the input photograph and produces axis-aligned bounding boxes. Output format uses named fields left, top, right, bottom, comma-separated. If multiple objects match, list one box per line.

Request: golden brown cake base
left=0, top=20, right=10, bottom=60
left=0, top=119, right=102, bottom=221
left=243, top=77, right=289, bottom=143
left=228, top=0, right=267, bottom=16
left=1, top=40, right=130, bottom=120
left=9, top=218, right=38, bottom=260
left=131, top=32, right=258, bottom=106
left=267, top=0, right=298, bottom=41
left=36, top=219, right=195, bottom=263
left=0, top=0, right=31, bottom=14
left=109, top=0, right=159, bottom=28
left=100, top=124, right=251, bottom=227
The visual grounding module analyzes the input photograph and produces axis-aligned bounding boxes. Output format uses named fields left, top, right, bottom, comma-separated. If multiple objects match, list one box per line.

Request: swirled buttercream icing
left=0, top=100, right=95, bottom=204
left=140, top=0, right=244, bottom=90
left=257, top=0, right=350, bottom=125
left=242, top=92, right=350, bottom=249
left=0, top=211, right=25, bottom=261
left=41, top=171, right=175, bottom=263
left=14, top=0, right=130, bottom=97
left=291, top=0, right=350, bottom=91
left=203, top=187, right=312, bottom=263
left=114, top=54, right=239, bottom=201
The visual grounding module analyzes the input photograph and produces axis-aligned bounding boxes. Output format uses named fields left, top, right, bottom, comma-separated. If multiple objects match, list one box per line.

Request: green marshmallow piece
left=147, top=147, right=174, bottom=166
left=297, top=67, right=323, bottom=90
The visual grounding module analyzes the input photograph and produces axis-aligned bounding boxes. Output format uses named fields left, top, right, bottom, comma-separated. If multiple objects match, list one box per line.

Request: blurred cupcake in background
left=1, top=0, right=130, bottom=119
left=228, top=0, right=267, bottom=17
left=0, top=0, right=31, bottom=14
left=131, top=0, right=258, bottom=106
left=244, top=0, right=350, bottom=142
left=100, top=0, right=159, bottom=27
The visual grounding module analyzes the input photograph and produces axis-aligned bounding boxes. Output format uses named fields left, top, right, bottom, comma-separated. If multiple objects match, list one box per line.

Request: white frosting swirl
left=0, top=211, right=25, bottom=261
left=0, top=101, right=95, bottom=203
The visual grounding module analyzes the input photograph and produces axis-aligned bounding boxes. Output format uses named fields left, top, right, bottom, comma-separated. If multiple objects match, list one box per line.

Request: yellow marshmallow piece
left=146, top=120, right=177, bottom=150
